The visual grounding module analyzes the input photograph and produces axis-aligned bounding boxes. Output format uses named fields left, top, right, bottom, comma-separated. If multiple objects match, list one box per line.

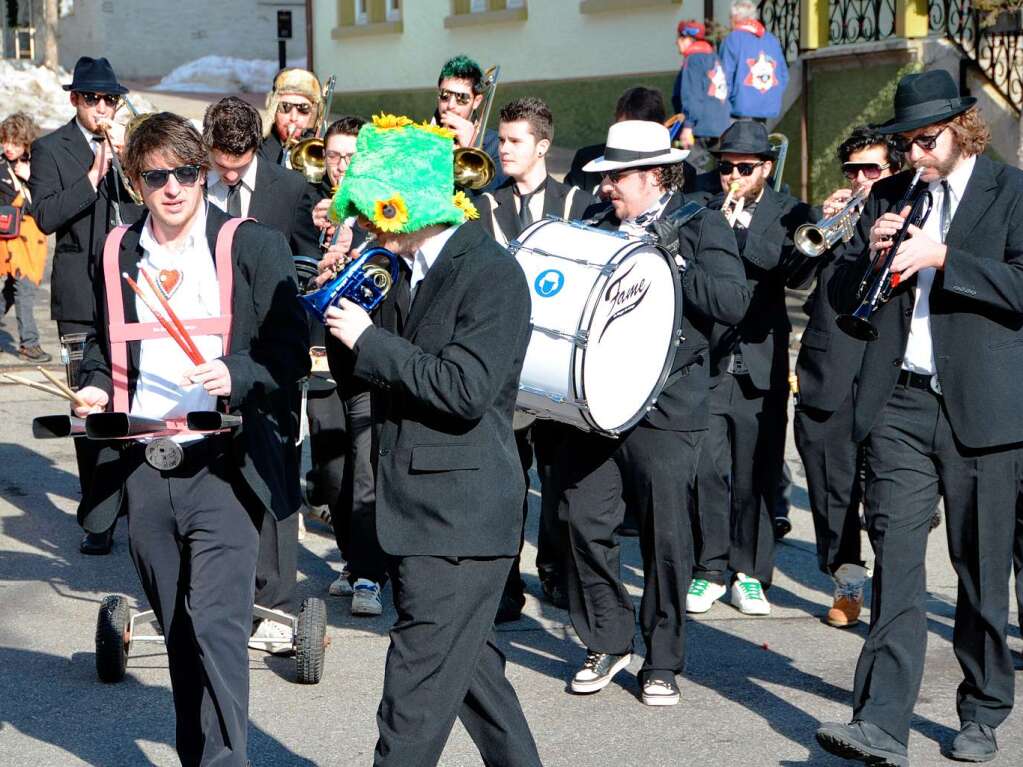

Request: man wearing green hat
left=324, top=115, right=542, bottom=767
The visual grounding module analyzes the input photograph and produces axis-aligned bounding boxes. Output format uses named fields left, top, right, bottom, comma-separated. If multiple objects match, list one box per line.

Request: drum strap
left=664, top=201, right=705, bottom=228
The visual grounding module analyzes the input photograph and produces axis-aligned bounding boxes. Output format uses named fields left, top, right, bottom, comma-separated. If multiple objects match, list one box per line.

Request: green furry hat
left=331, top=114, right=478, bottom=234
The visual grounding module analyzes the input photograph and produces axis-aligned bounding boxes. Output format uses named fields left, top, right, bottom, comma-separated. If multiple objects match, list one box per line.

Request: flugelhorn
left=453, top=65, right=500, bottom=191
left=836, top=169, right=932, bottom=342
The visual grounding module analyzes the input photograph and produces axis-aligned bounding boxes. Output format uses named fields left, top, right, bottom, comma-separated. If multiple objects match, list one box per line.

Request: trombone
left=453, top=65, right=500, bottom=191
left=835, top=169, right=932, bottom=342
left=290, top=74, right=337, bottom=185
left=97, top=96, right=152, bottom=209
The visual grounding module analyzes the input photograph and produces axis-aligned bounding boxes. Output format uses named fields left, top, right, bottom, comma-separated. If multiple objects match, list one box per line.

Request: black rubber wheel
left=294, top=597, right=327, bottom=684
left=96, top=595, right=130, bottom=683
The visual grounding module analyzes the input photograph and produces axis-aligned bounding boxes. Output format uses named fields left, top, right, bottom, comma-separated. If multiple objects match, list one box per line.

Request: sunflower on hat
left=332, top=114, right=478, bottom=234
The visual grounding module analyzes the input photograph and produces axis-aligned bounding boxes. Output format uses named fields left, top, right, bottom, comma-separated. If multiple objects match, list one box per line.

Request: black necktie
left=940, top=180, right=952, bottom=242
left=515, top=177, right=547, bottom=233
left=226, top=183, right=243, bottom=217
left=395, top=260, right=412, bottom=332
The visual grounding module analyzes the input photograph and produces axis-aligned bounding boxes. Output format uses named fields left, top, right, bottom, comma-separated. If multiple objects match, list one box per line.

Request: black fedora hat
left=875, top=70, right=975, bottom=134
left=62, top=56, right=129, bottom=95
left=710, top=120, right=774, bottom=158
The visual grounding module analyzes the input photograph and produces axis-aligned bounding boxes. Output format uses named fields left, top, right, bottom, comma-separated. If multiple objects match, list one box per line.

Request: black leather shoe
left=495, top=591, right=525, bottom=624
left=79, top=528, right=114, bottom=555
left=773, top=515, right=792, bottom=541
left=816, top=720, right=908, bottom=767
left=947, top=721, right=997, bottom=762
left=539, top=571, right=569, bottom=609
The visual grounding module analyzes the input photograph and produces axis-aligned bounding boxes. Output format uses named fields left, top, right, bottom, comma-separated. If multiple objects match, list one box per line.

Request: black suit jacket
left=702, top=186, right=812, bottom=391
left=77, top=206, right=311, bottom=531
left=474, top=175, right=597, bottom=244
left=246, top=158, right=321, bottom=258
left=28, top=118, right=143, bottom=322
left=583, top=193, right=750, bottom=431
left=350, top=222, right=531, bottom=557
left=835, top=158, right=1023, bottom=448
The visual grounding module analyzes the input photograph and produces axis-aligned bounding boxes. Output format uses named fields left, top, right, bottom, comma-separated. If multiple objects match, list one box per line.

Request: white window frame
left=386, top=0, right=401, bottom=21
left=355, top=0, right=369, bottom=25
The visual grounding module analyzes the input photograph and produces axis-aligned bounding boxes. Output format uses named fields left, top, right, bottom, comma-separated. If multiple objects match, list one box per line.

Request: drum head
left=577, top=245, right=681, bottom=433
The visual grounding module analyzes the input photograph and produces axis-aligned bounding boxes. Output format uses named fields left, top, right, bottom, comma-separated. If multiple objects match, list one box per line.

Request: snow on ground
left=0, top=60, right=155, bottom=132
left=153, top=55, right=305, bottom=95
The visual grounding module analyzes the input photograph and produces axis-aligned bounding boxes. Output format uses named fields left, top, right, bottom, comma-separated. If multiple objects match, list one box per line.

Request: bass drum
left=510, top=218, right=683, bottom=436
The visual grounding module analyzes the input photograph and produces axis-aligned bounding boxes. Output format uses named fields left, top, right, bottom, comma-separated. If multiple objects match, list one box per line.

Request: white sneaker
left=328, top=571, right=353, bottom=597
left=731, top=573, right=771, bottom=616
left=248, top=619, right=294, bottom=655
left=686, top=578, right=727, bottom=613
left=351, top=579, right=383, bottom=616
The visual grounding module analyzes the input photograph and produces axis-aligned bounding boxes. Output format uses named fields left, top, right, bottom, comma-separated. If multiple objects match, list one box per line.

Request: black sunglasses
left=278, top=102, right=313, bottom=116
left=893, top=126, right=946, bottom=153
left=602, top=167, right=645, bottom=183
left=438, top=88, right=474, bottom=106
left=78, top=92, right=121, bottom=108
left=842, top=162, right=890, bottom=181
left=139, top=164, right=202, bottom=190
left=717, top=160, right=766, bottom=177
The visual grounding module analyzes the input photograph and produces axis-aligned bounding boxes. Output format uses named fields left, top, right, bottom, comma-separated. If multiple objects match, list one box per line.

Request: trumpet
left=794, top=187, right=867, bottom=258
left=722, top=181, right=745, bottom=226
left=453, top=65, right=500, bottom=191
left=836, top=169, right=932, bottom=342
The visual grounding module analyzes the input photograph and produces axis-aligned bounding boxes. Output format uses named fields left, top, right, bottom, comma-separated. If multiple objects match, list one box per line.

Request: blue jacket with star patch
left=720, top=24, right=789, bottom=120
left=672, top=48, right=732, bottom=139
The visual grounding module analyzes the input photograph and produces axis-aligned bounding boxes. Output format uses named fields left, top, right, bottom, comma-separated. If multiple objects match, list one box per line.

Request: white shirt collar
left=76, top=118, right=103, bottom=153
left=408, top=224, right=460, bottom=291
left=207, top=156, right=259, bottom=193
left=139, top=202, right=209, bottom=259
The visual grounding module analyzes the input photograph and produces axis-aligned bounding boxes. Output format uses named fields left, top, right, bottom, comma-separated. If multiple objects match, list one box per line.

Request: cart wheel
left=96, top=595, right=130, bottom=683
left=294, top=597, right=327, bottom=684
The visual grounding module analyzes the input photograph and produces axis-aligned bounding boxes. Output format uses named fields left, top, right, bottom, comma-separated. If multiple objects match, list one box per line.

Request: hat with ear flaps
left=263, top=67, right=323, bottom=138
left=331, top=114, right=478, bottom=234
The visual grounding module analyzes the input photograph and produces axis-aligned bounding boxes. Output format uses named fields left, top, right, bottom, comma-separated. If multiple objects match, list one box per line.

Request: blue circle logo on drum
left=534, top=269, right=565, bottom=298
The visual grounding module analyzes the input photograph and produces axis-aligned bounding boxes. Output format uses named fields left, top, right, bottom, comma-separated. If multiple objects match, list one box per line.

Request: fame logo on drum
left=534, top=269, right=565, bottom=298
left=599, top=264, right=650, bottom=342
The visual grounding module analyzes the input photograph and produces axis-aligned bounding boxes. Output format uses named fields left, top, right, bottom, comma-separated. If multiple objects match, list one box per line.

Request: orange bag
left=0, top=192, right=47, bottom=285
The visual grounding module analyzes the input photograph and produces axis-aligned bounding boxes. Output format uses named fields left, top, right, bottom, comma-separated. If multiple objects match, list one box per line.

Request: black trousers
left=254, top=510, right=297, bottom=613
left=1016, top=496, right=1023, bottom=634
left=124, top=439, right=258, bottom=767
left=853, top=384, right=1020, bottom=745
left=330, top=390, right=388, bottom=585
left=560, top=424, right=701, bottom=679
left=793, top=396, right=865, bottom=575
left=374, top=555, right=542, bottom=767
left=693, top=374, right=787, bottom=587
left=305, top=383, right=346, bottom=510
left=58, top=319, right=103, bottom=506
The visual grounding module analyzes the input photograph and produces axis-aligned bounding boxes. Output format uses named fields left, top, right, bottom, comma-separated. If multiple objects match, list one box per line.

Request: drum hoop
left=574, top=241, right=684, bottom=436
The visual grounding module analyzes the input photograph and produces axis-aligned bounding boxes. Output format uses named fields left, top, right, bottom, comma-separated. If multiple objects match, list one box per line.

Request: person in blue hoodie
left=671, top=19, right=731, bottom=170
left=720, top=0, right=789, bottom=121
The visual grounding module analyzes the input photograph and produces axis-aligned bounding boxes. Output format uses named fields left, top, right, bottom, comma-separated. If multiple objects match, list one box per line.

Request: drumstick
left=2, top=373, right=76, bottom=403
left=137, top=266, right=205, bottom=364
left=36, top=366, right=89, bottom=409
left=122, top=273, right=206, bottom=366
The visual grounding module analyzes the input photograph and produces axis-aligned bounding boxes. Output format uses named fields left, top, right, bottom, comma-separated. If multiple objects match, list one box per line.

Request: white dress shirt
left=207, top=157, right=259, bottom=218
left=902, top=154, right=976, bottom=376
left=408, top=224, right=460, bottom=297
left=130, top=203, right=222, bottom=442
left=77, top=118, right=103, bottom=156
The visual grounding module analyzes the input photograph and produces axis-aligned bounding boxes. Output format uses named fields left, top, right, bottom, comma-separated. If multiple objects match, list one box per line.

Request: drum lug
left=533, top=325, right=589, bottom=347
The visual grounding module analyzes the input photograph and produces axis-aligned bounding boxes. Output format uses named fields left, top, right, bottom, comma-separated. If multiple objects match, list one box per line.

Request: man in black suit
left=28, top=56, right=143, bottom=555
left=817, top=70, right=1023, bottom=767
left=792, top=127, right=903, bottom=629
left=560, top=120, right=749, bottom=706
left=74, top=112, right=308, bottom=767
left=202, top=96, right=319, bottom=652
left=685, top=121, right=812, bottom=617
left=323, top=116, right=541, bottom=766
left=475, top=96, right=597, bottom=619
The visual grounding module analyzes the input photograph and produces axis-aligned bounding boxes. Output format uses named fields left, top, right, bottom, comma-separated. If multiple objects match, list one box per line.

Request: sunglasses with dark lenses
left=438, top=88, right=474, bottom=106
left=602, top=168, right=644, bottom=183
left=717, top=160, right=766, bottom=176
left=893, top=126, right=946, bottom=153
left=277, top=102, right=313, bottom=116
left=842, top=162, right=890, bottom=181
left=139, top=165, right=202, bottom=190
left=78, top=92, right=121, bottom=108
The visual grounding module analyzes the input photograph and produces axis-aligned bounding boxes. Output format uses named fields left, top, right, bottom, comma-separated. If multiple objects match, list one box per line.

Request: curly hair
left=499, top=97, right=554, bottom=143
left=653, top=162, right=687, bottom=192
left=0, top=112, right=41, bottom=151
left=123, top=112, right=208, bottom=182
left=203, top=96, right=262, bottom=155
left=838, top=125, right=904, bottom=171
left=438, top=55, right=484, bottom=93
left=325, top=115, right=367, bottom=140
left=946, top=106, right=990, bottom=157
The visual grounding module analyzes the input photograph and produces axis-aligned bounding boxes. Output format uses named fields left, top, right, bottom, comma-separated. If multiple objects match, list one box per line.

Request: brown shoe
left=18, top=344, right=52, bottom=363
left=826, top=563, right=865, bottom=628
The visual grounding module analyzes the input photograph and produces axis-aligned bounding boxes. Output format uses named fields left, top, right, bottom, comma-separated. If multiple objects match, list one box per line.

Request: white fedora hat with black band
left=582, top=120, right=690, bottom=173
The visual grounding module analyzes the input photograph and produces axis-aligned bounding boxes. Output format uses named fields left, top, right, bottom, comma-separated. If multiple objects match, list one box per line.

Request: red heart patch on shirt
left=158, top=269, right=182, bottom=299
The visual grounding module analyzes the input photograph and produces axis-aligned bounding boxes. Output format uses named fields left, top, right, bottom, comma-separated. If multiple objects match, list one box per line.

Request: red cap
left=677, top=20, right=706, bottom=40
